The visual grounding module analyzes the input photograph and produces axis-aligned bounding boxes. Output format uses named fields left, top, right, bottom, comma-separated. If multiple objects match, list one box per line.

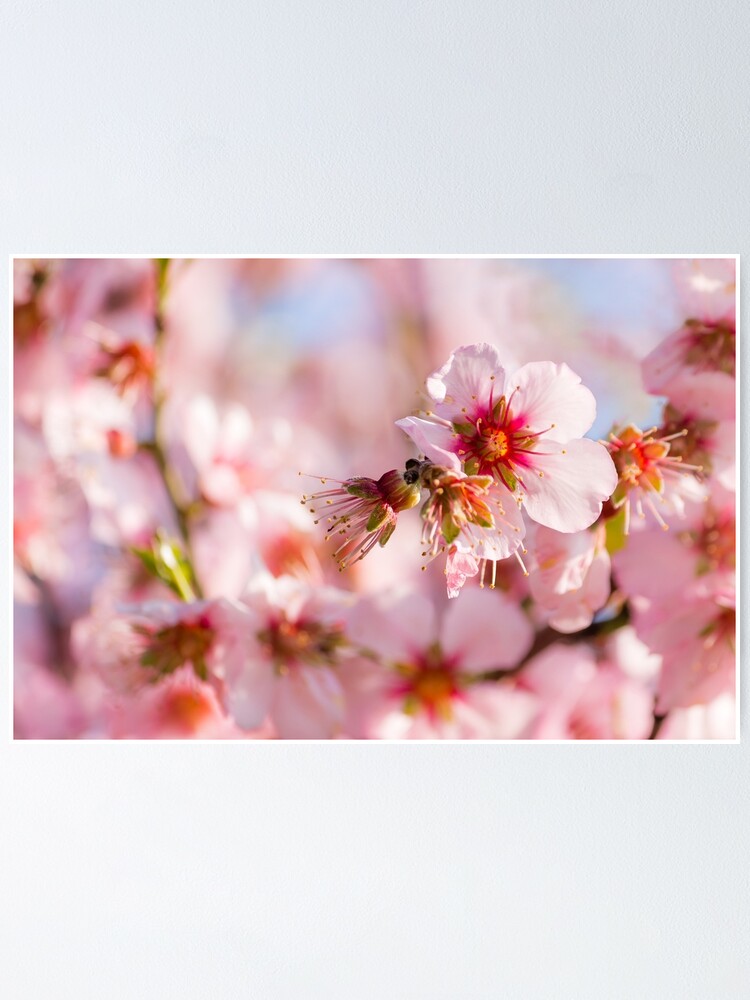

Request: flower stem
left=147, top=259, right=203, bottom=599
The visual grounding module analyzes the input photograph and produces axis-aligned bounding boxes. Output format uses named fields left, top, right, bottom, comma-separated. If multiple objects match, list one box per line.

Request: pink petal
left=394, top=415, right=461, bottom=469
left=445, top=548, right=479, bottom=598
left=520, top=438, right=617, bottom=533
left=520, top=644, right=597, bottom=705
left=427, top=343, right=507, bottom=412
left=613, top=530, right=695, bottom=601
left=221, top=658, right=274, bottom=731
left=512, top=361, right=597, bottom=440
left=210, top=599, right=274, bottom=730
left=347, top=591, right=437, bottom=663
left=440, top=587, right=533, bottom=672
left=665, top=370, right=736, bottom=422
left=459, top=684, right=539, bottom=738
left=271, top=667, right=344, bottom=739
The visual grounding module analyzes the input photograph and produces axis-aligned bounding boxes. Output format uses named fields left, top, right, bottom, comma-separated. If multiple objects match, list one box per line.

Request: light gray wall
left=2, top=2, right=746, bottom=997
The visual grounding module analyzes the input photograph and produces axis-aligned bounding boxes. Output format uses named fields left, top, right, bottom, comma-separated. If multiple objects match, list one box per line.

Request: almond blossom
left=613, top=490, right=736, bottom=711
left=344, top=588, right=535, bottom=739
left=13, top=257, right=737, bottom=740
left=527, top=524, right=611, bottom=633
left=606, top=423, right=706, bottom=532
left=220, top=575, right=358, bottom=738
left=396, top=343, right=617, bottom=535
left=72, top=596, right=256, bottom=698
left=516, top=644, right=654, bottom=740
left=301, top=468, right=422, bottom=569
left=642, top=258, right=736, bottom=418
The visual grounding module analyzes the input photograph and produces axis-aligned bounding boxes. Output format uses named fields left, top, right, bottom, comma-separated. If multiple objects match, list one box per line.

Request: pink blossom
left=642, top=260, right=736, bottom=412
left=613, top=493, right=736, bottom=711
left=302, top=469, right=421, bottom=570
left=397, top=344, right=617, bottom=534
left=103, top=666, right=264, bottom=740
left=191, top=491, right=325, bottom=601
left=657, top=392, right=735, bottom=491
left=517, top=644, right=654, bottom=740
left=345, top=588, right=535, bottom=739
left=414, top=460, right=527, bottom=593
left=673, top=258, right=736, bottom=325
left=71, top=597, right=256, bottom=700
left=222, top=575, right=357, bottom=738
left=635, top=592, right=735, bottom=712
left=182, top=395, right=258, bottom=506
left=528, top=524, right=611, bottom=633
left=606, top=423, right=706, bottom=531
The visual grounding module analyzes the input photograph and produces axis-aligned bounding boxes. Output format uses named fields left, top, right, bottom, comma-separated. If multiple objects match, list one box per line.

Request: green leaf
left=129, top=535, right=197, bottom=601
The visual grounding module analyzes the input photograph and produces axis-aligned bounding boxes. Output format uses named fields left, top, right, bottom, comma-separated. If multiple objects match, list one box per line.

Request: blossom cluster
left=13, top=257, right=737, bottom=739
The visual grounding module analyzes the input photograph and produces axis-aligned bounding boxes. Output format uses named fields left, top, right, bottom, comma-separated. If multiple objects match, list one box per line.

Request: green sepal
left=610, top=481, right=628, bottom=509
left=346, top=479, right=379, bottom=499
left=604, top=505, right=627, bottom=555
left=498, top=466, right=518, bottom=493
left=378, top=520, right=397, bottom=547
left=366, top=503, right=390, bottom=532
left=441, top=513, right=460, bottom=545
left=452, top=421, right=475, bottom=438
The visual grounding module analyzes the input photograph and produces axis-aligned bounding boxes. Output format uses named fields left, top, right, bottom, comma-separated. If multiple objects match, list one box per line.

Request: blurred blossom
left=527, top=524, right=611, bottom=633
left=517, top=644, right=654, bottom=740
left=344, top=589, right=535, bottom=739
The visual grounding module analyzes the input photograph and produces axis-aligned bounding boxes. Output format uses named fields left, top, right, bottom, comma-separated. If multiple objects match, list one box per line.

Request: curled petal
left=426, top=342, right=507, bottom=411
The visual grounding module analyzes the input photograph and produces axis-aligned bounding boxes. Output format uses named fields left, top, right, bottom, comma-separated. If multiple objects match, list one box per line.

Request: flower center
left=259, top=618, right=345, bottom=672
left=478, top=426, right=510, bottom=462
left=394, top=645, right=459, bottom=721
left=412, top=669, right=455, bottom=709
left=684, top=321, right=735, bottom=377
left=137, top=616, right=214, bottom=682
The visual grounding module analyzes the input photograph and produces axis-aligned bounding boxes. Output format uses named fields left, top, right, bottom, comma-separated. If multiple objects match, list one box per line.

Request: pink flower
left=635, top=592, right=735, bottom=712
left=517, top=644, right=654, bottom=740
left=527, top=524, right=611, bottom=633
left=103, top=666, right=265, bottom=740
left=613, top=492, right=736, bottom=711
left=397, top=344, right=617, bottom=534
left=657, top=393, right=735, bottom=492
left=606, top=423, right=706, bottom=532
left=415, top=461, right=527, bottom=594
left=182, top=396, right=259, bottom=507
left=72, top=597, right=256, bottom=698
left=302, top=469, right=421, bottom=570
left=222, top=576, right=357, bottom=738
left=642, top=260, right=736, bottom=415
left=673, top=258, right=736, bottom=326
left=345, top=588, right=535, bottom=739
